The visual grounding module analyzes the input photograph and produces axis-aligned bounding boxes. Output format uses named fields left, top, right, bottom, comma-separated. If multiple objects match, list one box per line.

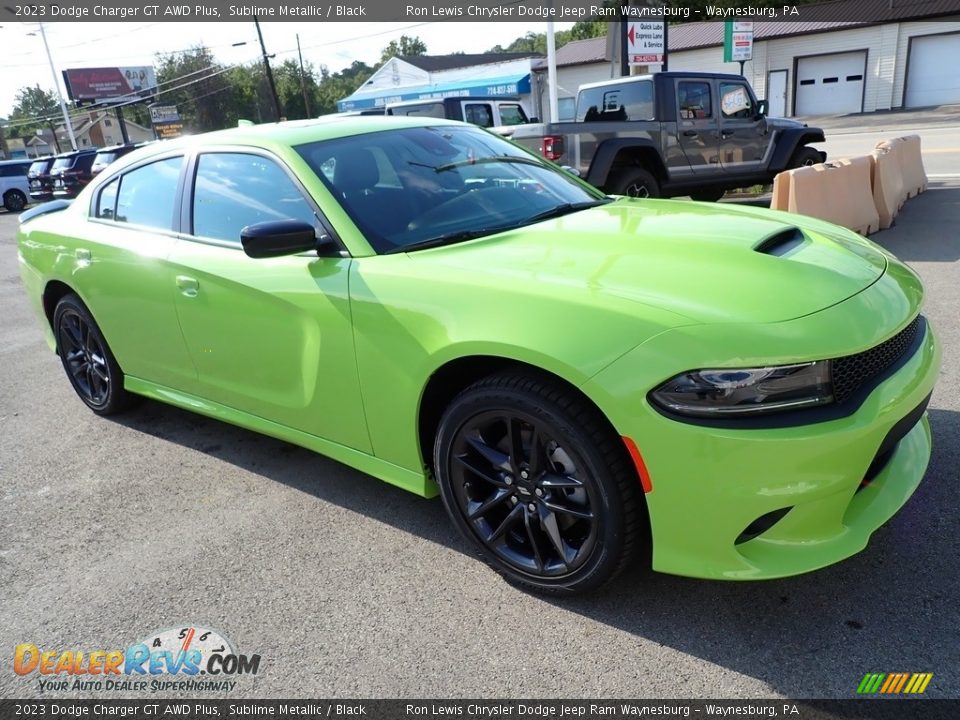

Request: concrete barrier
left=783, top=159, right=879, bottom=235
left=898, top=134, right=928, bottom=197
left=870, top=145, right=904, bottom=230
left=771, top=168, right=792, bottom=212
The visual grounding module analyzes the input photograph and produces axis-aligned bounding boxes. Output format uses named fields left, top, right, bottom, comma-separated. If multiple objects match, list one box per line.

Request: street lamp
left=28, top=23, right=78, bottom=151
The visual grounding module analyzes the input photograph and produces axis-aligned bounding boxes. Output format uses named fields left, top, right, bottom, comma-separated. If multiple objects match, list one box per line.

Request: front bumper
left=584, top=272, right=940, bottom=580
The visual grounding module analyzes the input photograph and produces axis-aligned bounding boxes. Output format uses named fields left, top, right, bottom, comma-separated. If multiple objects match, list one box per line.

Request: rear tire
left=434, top=371, right=646, bottom=594
left=53, top=294, right=136, bottom=416
left=4, top=189, right=27, bottom=212
left=611, top=168, right=660, bottom=198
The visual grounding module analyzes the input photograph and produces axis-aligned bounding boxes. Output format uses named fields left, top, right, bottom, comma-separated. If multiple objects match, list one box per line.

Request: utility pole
left=254, top=18, right=282, bottom=122
left=38, top=22, right=77, bottom=151
left=296, top=34, right=311, bottom=118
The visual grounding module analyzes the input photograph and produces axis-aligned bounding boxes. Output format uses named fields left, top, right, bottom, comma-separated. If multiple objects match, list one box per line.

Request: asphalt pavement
left=1, top=178, right=958, bottom=700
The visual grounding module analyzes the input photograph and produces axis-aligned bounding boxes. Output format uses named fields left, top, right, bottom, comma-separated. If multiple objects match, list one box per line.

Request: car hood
left=408, top=198, right=887, bottom=324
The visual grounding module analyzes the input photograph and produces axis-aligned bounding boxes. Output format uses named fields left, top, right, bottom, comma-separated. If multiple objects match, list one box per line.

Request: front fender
left=770, top=127, right=827, bottom=172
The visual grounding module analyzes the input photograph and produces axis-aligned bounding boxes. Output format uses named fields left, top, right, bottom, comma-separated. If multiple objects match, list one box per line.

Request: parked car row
left=0, top=142, right=151, bottom=212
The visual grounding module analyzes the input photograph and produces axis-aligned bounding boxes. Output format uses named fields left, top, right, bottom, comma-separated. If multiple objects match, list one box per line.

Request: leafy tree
left=7, top=85, right=60, bottom=136
left=380, top=35, right=428, bottom=63
left=154, top=47, right=244, bottom=132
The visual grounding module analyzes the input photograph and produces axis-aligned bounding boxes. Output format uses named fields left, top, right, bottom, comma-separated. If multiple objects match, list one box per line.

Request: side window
left=95, top=178, right=119, bottom=220
left=115, top=157, right=182, bottom=229
left=497, top=104, right=527, bottom=126
left=192, top=153, right=315, bottom=243
left=464, top=104, right=494, bottom=127
left=720, top=82, right=754, bottom=120
left=557, top=98, right=576, bottom=122
left=678, top=81, right=713, bottom=120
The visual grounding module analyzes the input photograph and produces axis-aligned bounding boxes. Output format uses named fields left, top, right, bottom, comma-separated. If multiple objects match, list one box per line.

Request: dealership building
left=539, top=2, right=960, bottom=120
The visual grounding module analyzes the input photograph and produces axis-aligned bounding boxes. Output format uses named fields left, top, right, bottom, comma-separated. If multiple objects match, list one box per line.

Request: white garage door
left=795, top=52, right=866, bottom=115
left=905, top=33, right=960, bottom=107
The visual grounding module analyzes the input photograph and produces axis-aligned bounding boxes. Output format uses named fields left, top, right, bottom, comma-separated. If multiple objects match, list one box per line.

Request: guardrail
left=771, top=134, right=928, bottom=236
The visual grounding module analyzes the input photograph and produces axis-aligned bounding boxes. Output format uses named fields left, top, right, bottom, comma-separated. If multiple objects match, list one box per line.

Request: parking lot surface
left=1, top=183, right=958, bottom=699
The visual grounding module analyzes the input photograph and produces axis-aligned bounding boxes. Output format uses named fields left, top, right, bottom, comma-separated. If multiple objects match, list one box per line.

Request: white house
left=536, top=1, right=960, bottom=120
left=337, top=53, right=544, bottom=115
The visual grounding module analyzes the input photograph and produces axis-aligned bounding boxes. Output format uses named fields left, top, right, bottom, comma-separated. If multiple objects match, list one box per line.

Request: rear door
left=674, top=79, right=720, bottom=175
left=167, top=148, right=371, bottom=452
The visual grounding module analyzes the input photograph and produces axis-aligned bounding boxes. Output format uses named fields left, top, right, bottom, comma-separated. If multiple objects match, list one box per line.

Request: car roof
left=579, top=71, right=748, bottom=91
left=124, top=116, right=466, bottom=162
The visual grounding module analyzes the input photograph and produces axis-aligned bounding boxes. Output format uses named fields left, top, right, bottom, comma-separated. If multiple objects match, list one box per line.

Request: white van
left=0, top=159, right=32, bottom=212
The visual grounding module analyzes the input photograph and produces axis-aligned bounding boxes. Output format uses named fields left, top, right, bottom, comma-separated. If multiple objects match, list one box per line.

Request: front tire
left=53, top=294, right=136, bottom=415
left=790, top=146, right=822, bottom=168
left=434, top=372, right=645, bottom=594
left=4, top=189, right=27, bottom=212
left=689, top=188, right=726, bottom=202
left=611, top=168, right=660, bottom=198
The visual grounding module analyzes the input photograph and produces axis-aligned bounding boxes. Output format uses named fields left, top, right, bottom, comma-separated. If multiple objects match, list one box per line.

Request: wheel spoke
left=542, top=499, right=593, bottom=520
left=70, top=360, right=88, bottom=382
left=63, top=317, right=83, bottom=350
left=455, top=453, right=509, bottom=488
left=505, top=416, right=525, bottom=474
left=465, top=435, right=511, bottom=474
left=467, top=488, right=513, bottom=520
left=528, top=426, right=546, bottom=477
left=523, top=509, right=545, bottom=572
left=487, top=503, right=523, bottom=543
left=539, top=473, right=583, bottom=489
left=538, top=504, right=570, bottom=570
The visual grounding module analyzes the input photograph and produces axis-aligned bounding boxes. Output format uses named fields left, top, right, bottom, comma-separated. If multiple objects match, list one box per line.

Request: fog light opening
left=735, top=507, right=793, bottom=545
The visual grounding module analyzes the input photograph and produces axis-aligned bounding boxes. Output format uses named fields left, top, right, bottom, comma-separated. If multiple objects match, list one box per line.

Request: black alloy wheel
left=435, top=372, right=646, bottom=594
left=53, top=294, right=135, bottom=415
left=4, top=190, right=27, bottom=212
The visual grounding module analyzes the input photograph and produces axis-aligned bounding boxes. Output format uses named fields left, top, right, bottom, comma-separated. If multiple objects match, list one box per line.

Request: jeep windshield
left=297, top=125, right=607, bottom=254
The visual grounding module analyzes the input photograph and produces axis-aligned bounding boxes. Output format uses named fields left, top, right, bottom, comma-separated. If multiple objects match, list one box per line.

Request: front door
left=674, top=79, right=720, bottom=175
left=717, top=79, right=772, bottom=174
left=168, top=150, right=371, bottom=453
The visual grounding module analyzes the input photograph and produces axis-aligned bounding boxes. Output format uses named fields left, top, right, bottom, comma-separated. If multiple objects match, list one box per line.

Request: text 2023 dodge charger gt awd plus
left=17, top=117, right=940, bottom=593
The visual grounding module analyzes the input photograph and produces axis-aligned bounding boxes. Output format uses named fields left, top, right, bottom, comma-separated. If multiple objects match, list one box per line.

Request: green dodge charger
left=17, top=117, right=940, bottom=593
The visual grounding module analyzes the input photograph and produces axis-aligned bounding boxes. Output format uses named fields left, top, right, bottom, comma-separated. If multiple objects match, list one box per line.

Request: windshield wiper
left=384, top=227, right=506, bottom=254
left=525, top=199, right=613, bottom=224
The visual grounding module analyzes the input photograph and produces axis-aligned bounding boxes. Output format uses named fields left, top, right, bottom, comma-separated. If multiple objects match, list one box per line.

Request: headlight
left=650, top=361, right=833, bottom=417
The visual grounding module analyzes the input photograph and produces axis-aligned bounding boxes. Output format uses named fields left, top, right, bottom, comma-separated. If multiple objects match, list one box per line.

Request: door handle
left=75, top=248, right=91, bottom=262
left=682, top=130, right=698, bottom=137
left=721, top=129, right=735, bottom=137
left=176, top=275, right=199, bottom=298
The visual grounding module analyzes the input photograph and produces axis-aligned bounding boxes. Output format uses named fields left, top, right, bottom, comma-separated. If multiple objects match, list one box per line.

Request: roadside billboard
left=62, top=67, right=157, bottom=104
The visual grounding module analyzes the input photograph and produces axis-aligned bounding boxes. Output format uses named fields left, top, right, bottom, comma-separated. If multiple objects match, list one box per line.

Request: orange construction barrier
left=785, top=159, right=879, bottom=235
left=870, top=145, right=904, bottom=230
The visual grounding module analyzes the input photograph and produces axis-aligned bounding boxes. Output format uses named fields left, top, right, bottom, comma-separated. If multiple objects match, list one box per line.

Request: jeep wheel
left=790, top=146, right=822, bottom=168
left=612, top=168, right=660, bottom=199
left=690, top=188, right=726, bottom=202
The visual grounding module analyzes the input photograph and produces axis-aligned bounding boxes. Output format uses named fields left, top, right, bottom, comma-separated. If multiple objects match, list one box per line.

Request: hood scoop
left=754, top=227, right=807, bottom=257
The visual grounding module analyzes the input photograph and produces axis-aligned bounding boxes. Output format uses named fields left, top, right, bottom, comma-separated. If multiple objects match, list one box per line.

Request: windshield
left=296, top=125, right=604, bottom=254
left=51, top=157, right=75, bottom=171
left=94, top=152, right=118, bottom=166
left=28, top=160, right=51, bottom=175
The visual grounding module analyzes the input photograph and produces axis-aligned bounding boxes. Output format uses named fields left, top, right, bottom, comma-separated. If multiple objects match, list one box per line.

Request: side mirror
left=528, top=116, right=540, bottom=124
left=241, top=220, right=319, bottom=259
left=756, top=99, right=769, bottom=117
left=560, top=165, right=581, bottom=177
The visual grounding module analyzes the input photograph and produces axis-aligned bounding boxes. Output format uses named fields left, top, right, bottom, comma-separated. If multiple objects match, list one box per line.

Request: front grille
left=832, top=316, right=922, bottom=404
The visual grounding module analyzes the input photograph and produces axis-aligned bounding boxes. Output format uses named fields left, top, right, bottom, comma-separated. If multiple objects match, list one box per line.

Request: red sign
left=62, top=67, right=157, bottom=103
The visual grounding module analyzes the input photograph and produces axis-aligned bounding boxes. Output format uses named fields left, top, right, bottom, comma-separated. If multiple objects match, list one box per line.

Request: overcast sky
left=0, top=21, right=577, bottom=119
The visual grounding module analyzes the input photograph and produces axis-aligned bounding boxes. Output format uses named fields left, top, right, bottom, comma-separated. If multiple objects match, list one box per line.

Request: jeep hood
left=409, top=198, right=887, bottom=324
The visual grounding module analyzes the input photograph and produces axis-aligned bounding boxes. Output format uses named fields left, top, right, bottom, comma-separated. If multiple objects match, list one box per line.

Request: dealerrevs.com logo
left=14, top=626, right=261, bottom=693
